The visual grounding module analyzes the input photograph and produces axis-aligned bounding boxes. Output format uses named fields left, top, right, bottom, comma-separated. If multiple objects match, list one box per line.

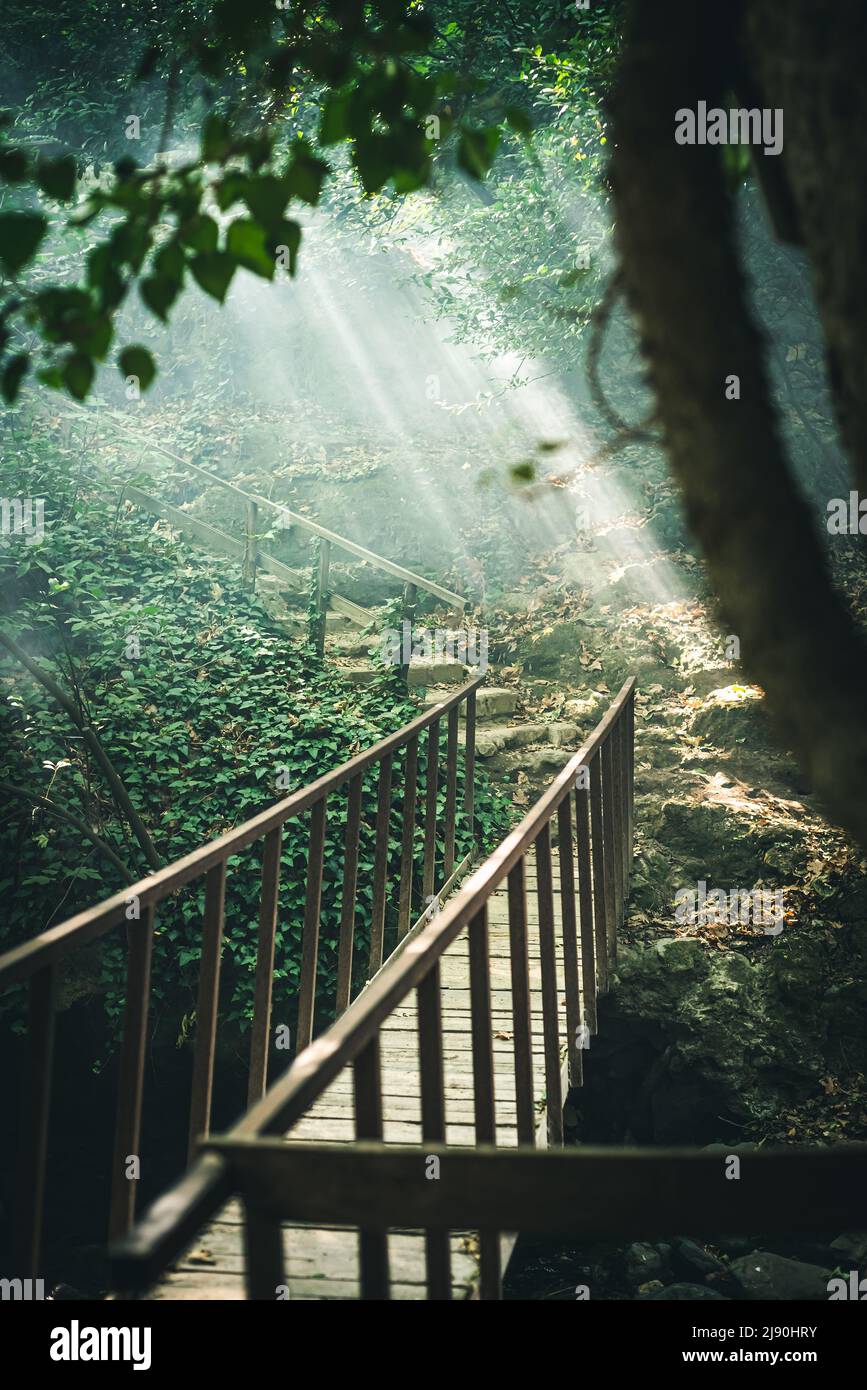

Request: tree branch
left=0, top=630, right=163, bottom=869
left=0, top=781, right=133, bottom=885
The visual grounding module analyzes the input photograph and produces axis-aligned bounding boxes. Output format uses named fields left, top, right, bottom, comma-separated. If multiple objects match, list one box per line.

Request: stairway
left=256, top=572, right=584, bottom=795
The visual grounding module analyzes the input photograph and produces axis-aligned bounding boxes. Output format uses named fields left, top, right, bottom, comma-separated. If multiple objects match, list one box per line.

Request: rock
left=482, top=720, right=579, bottom=757
left=671, top=1237, right=726, bottom=1281
left=653, top=937, right=707, bottom=973
left=564, top=695, right=603, bottom=720
left=624, top=1241, right=664, bottom=1287
left=637, top=1280, right=665, bottom=1296
left=471, top=687, right=518, bottom=720
left=641, top=1283, right=729, bottom=1300
left=690, top=685, right=771, bottom=749
left=407, top=658, right=465, bottom=687
left=603, top=939, right=832, bottom=1141
left=729, top=1251, right=832, bottom=1300
left=830, top=1231, right=867, bottom=1263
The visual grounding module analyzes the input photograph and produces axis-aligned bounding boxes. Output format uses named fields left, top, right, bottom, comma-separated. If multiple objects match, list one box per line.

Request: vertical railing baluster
left=314, top=537, right=331, bottom=655
left=16, top=964, right=56, bottom=1277
left=188, top=860, right=227, bottom=1163
left=336, top=773, right=362, bottom=1016
left=401, top=583, right=417, bottom=687
left=589, top=751, right=609, bottom=995
left=627, top=690, right=635, bottom=874
left=507, top=857, right=535, bottom=1144
left=468, top=903, right=501, bottom=1298
left=620, top=710, right=630, bottom=900
left=243, top=499, right=258, bottom=591
left=535, top=824, right=564, bottom=1146
left=296, top=797, right=328, bottom=1052
left=397, top=737, right=419, bottom=940
left=575, top=780, right=597, bottom=1036
left=557, top=797, right=582, bottom=1089
left=422, top=722, right=439, bottom=903
left=109, top=905, right=155, bottom=1241
left=243, top=1201, right=286, bottom=1300
left=247, top=827, right=283, bottom=1106
left=354, top=1035, right=390, bottom=1299
left=417, top=963, right=451, bottom=1299
left=610, top=718, right=625, bottom=954
left=463, top=688, right=476, bottom=840
left=601, top=735, right=618, bottom=968
left=368, top=756, right=393, bottom=976
left=469, top=905, right=496, bottom=1143
left=443, top=706, right=459, bottom=880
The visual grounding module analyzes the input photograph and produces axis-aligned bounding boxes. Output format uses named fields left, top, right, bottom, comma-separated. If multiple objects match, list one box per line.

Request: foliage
left=0, top=418, right=512, bottom=1044
left=0, top=0, right=539, bottom=405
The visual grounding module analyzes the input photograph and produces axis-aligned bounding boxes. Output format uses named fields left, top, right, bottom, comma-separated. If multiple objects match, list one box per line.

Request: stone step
left=275, top=610, right=356, bottom=636
left=486, top=745, right=577, bottom=778
left=472, top=720, right=580, bottom=760
left=326, top=632, right=376, bottom=658
left=422, top=686, right=518, bottom=721
left=256, top=570, right=306, bottom=598
left=407, top=659, right=466, bottom=688
left=338, top=665, right=379, bottom=687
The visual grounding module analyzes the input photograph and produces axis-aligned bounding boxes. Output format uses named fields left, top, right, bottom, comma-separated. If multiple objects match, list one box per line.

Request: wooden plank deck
left=148, top=846, right=581, bottom=1300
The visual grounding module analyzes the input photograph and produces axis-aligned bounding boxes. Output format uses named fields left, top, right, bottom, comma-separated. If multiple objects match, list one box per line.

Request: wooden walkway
left=149, top=846, right=577, bottom=1300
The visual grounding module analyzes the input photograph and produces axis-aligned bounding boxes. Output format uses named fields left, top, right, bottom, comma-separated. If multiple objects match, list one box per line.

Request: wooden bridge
left=3, top=673, right=867, bottom=1300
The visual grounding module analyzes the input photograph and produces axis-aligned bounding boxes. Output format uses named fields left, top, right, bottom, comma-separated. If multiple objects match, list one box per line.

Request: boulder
left=729, top=1251, right=831, bottom=1300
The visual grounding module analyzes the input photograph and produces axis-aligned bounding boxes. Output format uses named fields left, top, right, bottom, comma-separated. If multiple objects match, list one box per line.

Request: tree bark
left=610, top=0, right=867, bottom=849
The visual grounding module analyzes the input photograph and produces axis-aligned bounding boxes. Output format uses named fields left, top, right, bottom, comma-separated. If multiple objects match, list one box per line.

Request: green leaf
left=243, top=173, right=289, bottom=229
left=353, top=134, right=392, bottom=195
left=37, top=155, right=77, bottom=201
left=1, top=352, right=28, bottom=403
left=119, top=345, right=156, bottom=390
left=505, top=106, right=533, bottom=138
left=510, top=460, right=535, bottom=483
left=320, top=92, right=349, bottom=146
left=0, top=212, right=47, bottom=273
left=202, top=112, right=232, bottom=164
left=285, top=153, right=328, bottom=206
left=457, top=126, right=501, bottom=180
left=268, top=220, right=301, bottom=275
left=178, top=213, right=218, bottom=254
left=0, top=147, right=29, bottom=182
left=62, top=351, right=95, bottom=400
left=140, top=274, right=180, bottom=322
left=226, top=219, right=274, bottom=279
left=190, top=251, right=235, bottom=303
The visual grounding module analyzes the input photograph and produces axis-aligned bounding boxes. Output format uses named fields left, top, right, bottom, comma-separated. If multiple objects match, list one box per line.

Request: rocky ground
left=484, top=550, right=867, bottom=1300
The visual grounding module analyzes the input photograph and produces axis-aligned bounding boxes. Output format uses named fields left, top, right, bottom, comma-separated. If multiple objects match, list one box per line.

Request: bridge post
left=243, top=499, right=258, bottom=590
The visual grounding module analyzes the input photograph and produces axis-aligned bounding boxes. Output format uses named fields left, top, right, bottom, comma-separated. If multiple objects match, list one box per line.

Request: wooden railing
left=49, top=401, right=467, bottom=650
left=109, top=677, right=636, bottom=1296
left=0, top=674, right=482, bottom=1279
left=200, top=1139, right=867, bottom=1300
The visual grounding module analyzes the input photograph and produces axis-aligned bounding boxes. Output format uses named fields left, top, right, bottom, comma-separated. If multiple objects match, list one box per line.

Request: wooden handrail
left=205, top=1138, right=867, bottom=1238
left=232, top=679, right=635, bottom=1141
left=110, top=677, right=636, bottom=1294
left=0, top=675, right=485, bottom=990
left=2, top=674, right=484, bottom=1274
left=50, top=401, right=467, bottom=610
left=188, top=1137, right=867, bottom=1302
